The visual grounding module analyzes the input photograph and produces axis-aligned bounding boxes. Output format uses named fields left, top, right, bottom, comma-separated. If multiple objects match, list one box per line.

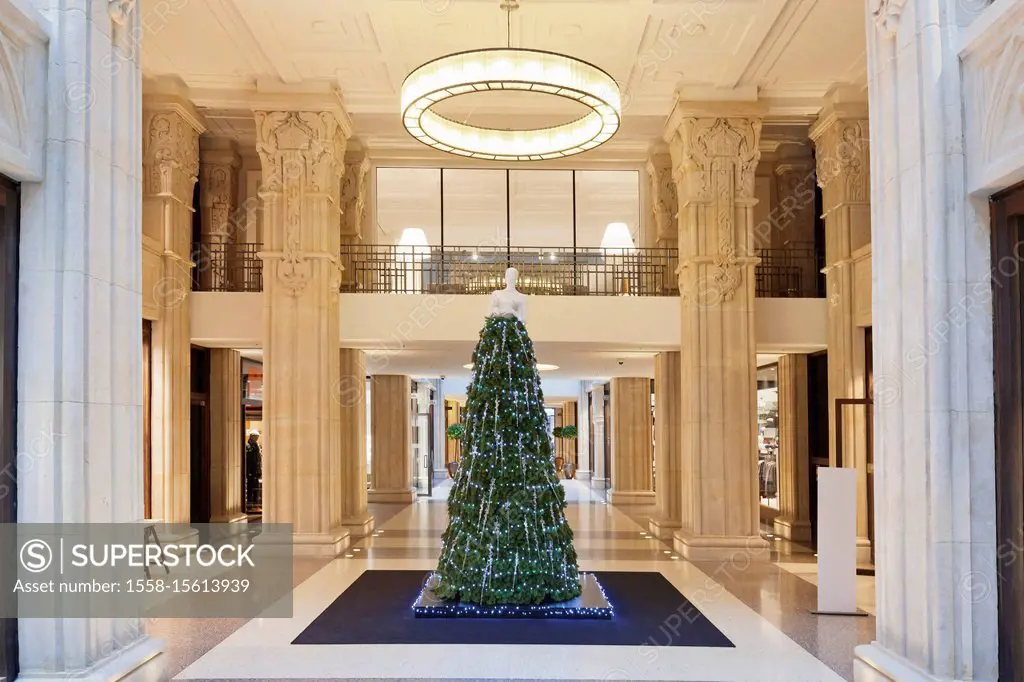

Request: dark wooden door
left=0, top=175, right=20, bottom=682
left=190, top=348, right=212, bottom=524
left=142, top=320, right=153, bottom=519
left=992, top=184, right=1024, bottom=682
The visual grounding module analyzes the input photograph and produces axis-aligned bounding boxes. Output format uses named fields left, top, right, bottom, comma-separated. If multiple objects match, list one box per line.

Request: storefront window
left=757, top=365, right=779, bottom=510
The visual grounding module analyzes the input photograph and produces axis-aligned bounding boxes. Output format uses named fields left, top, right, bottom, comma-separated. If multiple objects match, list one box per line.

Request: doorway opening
left=0, top=175, right=20, bottom=682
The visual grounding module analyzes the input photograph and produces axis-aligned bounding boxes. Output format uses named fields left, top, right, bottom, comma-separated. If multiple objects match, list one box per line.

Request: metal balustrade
left=191, top=242, right=823, bottom=298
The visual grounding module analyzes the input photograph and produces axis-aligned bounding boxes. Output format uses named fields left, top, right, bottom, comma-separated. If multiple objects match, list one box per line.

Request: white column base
left=856, top=536, right=873, bottom=565
left=210, top=512, right=249, bottom=524
left=368, top=488, right=416, bottom=503
left=574, top=470, right=592, bottom=480
left=18, top=636, right=168, bottom=682
left=590, top=477, right=609, bottom=490
left=256, top=527, right=351, bottom=558
left=607, top=490, right=656, bottom=505
left=672, top=530, right=771, bottom=562
left=773, top=516, right=812, bottom=543
left=342, top=512, right=376, bottom=537
left=648, top=515, right=682, bottom=540
left=854, top=643, right=957, bottom=682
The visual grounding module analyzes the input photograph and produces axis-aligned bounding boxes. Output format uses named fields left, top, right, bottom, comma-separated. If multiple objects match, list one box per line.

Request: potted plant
left=446, top=423, right=465, bottom=440
left=556, top=425, right=578, bottom=479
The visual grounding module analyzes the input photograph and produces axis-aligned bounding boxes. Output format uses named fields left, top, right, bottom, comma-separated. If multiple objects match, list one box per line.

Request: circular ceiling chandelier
left=401, top=0, right=621, bottom=161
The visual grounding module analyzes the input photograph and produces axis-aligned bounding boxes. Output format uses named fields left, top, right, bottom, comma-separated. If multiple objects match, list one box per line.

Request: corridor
left=166, top=487, right=872, bottom=682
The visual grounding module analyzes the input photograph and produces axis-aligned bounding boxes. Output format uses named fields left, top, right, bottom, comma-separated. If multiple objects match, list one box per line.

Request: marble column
left=590, top=383, right=608, bottom=489
left=773, top=354, right=811, bottom=542
left=15, top=1, right=166, bottom=678
left=143, top=93, right=204, bottom=528
left=575, top=381, right=591, bottom=479
left=339, top=149, right=370, bottom=291
left=255, top=109, right=350, bottom=556
left=665, top=103, right=769, bottom=561
left=854, top=1, right=997, bottom=679
left=199, top=138, right=241, bottom=291
left=649, top=352, right=682, bottom=538
left=338, top=348, right=373, bottom=535
left=647, top=150, right=680, bottom=293
left=809, top=96, right=872, bottom=562
left=607, top=377, right=655, bottom=505
left=209, top=349, right=245, bottom=523
left=368, top=375, right=416, bottom=503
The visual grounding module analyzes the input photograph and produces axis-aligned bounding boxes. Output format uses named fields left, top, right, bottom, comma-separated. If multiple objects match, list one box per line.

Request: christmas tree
left=434, top=314, right=581, bottom=605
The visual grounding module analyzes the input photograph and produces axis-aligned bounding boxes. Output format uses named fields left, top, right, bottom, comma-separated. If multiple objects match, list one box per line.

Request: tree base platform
left=412, top=572, right=613, bottom=619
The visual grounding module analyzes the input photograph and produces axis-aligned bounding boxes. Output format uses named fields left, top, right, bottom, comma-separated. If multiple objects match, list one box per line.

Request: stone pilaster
left=649, top=352, right=682, bottom=539
left=255, top=109, right=351, bottom=556
left=646, top=151, right=679, bottom=293
left=854, top=1, right=998, bottom=679
left=590, top=383, right=609, bottom=489
left=607, top=377, right=655, bottom=505
left=143, top=94, right=204, bottom=527
left=199, top=138, right=241, bottom=291
left=809, top=98, right=872, bottom=562
left=773, top=354, right=811, bottom=542
left=368, top=375, right=416, bottom=503
left=664, top=103, right=769, bottom=561
left=16, top=1, right=166, bottom=679
left=338, top=348, right=373, bottom=534
left=339, top=150, right=370, bottom=290
left=209, top=349, right=245, bottom=523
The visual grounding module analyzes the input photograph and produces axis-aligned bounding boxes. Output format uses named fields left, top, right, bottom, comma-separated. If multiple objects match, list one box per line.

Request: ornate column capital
left=645, top=153, right=677, bottom=244
left=666, top=116, right=763, bottom=203
left=143, top=96, right=205, bottom=201
left=809, top=108, right=870, bottom=206
left=108, top=0, right=136, bottom=25
left=253, top=110, right=349, bottom=197
left=340, top=152, right=371, bottom=240
left=870, top=0, right=907, bottom=37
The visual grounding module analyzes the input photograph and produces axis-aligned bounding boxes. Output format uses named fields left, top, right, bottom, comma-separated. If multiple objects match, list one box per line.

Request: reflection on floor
left=161, top=481, right=874, bottom=682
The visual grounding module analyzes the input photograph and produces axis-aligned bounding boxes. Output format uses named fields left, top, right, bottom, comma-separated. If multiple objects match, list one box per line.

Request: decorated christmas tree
left=433, top=314, right=581, bottom=605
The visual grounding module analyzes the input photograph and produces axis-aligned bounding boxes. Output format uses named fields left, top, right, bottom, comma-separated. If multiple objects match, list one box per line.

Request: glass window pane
left=509, top=170, right=573, bottom=248
left=441, top=169, right=508, bottom=249
left=375, top=168, right=441, bottom=246
left=574, top=170, right=641, bottom=249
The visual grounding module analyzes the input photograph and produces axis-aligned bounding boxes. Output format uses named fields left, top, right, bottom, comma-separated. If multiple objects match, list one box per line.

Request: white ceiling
left=144, top=0, right=867, bottom=157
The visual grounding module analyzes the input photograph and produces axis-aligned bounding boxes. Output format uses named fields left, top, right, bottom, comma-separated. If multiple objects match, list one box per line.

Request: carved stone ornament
left=670, top=117, right=761, bottom=202
left=870, top=0, right=906, bottom=37
left=144, top=111, right=201, bottom=199
left=646, top=160, right=678, bottom=243
left=109, top=0, right=136, bottom=25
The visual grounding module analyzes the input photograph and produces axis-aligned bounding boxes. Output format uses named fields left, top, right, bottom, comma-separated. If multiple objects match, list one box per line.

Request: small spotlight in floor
left=663, top=550, right=671, bottom=554
left=671, top=556, right=679, bottom=560
left=344, top=553, right=354, bottom=558
left=353, top=548, right=361, bottom=552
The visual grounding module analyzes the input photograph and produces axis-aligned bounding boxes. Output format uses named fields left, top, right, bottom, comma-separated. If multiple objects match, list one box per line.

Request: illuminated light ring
left=401, top=48, right=622, bottom=162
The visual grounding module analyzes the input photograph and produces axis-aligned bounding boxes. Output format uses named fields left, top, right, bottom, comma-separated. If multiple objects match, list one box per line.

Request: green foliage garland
left=446, top=423, right=466, bottom=440
left=559, top=424, right=578, bottom=439
left=433, top=315, right=581, bottom=605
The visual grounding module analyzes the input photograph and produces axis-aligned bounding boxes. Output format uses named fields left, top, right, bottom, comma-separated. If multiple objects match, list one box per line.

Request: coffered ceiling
left=143, top=0, right=867, bottom=157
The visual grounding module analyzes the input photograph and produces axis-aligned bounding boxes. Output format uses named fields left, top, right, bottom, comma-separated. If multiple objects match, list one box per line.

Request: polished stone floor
left=160, top=481, right=874, bottom=681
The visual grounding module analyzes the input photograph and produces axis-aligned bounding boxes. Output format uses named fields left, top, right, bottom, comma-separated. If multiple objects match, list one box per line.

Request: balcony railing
left=755, top=245, right=822, bottom=298
left=339, top=245, right=679, bottom=296
left=191, top=242, right=823, bottom=299
left=192, top=242, right=263, bottom=293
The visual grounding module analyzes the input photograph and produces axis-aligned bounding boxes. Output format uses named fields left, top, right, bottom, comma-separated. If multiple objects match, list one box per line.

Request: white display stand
left=813, top=467, right=866, bottom=616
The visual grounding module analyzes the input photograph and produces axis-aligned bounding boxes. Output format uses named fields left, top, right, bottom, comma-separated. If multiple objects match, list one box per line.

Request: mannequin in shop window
left=245, top=430, right=263, bottom=511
